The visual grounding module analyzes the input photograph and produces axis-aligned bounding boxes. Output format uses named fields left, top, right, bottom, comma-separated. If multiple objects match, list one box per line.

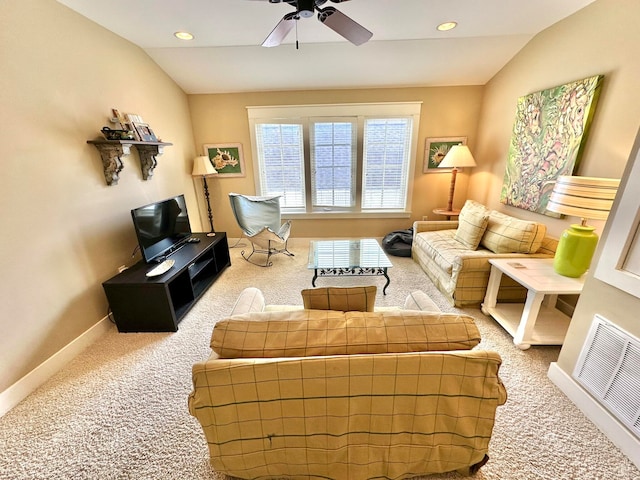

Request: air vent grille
left=574, top=315, right=640, bottom=440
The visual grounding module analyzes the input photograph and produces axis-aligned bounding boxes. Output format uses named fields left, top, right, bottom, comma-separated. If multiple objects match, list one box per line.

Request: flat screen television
left=131, top=194, right=192, bottom=263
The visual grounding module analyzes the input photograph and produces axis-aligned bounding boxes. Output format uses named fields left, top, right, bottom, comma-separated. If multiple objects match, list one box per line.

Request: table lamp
left=546, top=175, right=620, bottom=277
left=191, top=155, right=218, bottom=237
left=438, top=145, right=477, bottom=211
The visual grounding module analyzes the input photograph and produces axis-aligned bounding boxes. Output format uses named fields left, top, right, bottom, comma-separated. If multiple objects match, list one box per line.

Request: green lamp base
left=553, top=224, right=599, bottom=278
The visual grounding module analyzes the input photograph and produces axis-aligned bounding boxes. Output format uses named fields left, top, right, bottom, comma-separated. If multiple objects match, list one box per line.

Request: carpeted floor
left=0, top=238, right=638, bottom=480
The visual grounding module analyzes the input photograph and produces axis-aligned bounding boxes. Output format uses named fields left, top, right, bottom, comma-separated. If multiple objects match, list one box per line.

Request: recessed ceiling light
left=437, top=22, right=458, bottom=32
left=174, top=31, right=194, bottom=41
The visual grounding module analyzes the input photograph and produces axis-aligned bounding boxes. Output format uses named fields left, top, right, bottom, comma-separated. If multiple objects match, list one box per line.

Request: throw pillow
left=210, top=310, right=481, bottom=358
left=480, top=211, right=547, bottom=254
left=454, top=200, right=490, bottom=250
left=301, top=286, right=377, bottom=312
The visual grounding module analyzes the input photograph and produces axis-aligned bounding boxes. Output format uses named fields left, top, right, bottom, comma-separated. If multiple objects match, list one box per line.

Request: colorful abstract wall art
left=500, top=75, right=604, bottom=215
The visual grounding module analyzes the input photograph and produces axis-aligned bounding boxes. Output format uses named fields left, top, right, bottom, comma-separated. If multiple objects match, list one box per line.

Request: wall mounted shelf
left=87, top=139, right=172, bottom=185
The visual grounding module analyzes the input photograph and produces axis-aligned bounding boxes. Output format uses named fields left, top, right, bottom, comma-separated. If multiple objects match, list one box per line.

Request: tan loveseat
left=413, top=200, right=558, bottom=307
left=189, top=287, right=507, bottom=479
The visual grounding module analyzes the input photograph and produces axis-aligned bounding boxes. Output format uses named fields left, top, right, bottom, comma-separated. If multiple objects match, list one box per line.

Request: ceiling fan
left=258, top=0, right=373, bottom=48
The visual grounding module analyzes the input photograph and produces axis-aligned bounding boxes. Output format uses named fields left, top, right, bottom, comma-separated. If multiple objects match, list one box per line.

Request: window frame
left=247, top=102, right=422, bottom=218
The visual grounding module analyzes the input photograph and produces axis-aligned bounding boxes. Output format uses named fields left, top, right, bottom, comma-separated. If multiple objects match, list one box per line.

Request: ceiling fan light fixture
left=298, top=0, right=315, bottom=18
left=174, top=31, right=194, bottom=40
left=437, top=21, right=458, bottom=32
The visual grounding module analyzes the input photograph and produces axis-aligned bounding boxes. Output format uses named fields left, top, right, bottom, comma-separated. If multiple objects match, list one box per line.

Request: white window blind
left=310, top=119, right=357, bottom=208
left=254, top=123, right=305, bottom=209
left=362, top=117, right=412, bottom=209
left=248, top=102, right=421, bottom=216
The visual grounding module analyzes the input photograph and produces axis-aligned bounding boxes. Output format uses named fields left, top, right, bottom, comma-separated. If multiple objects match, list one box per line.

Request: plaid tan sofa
left=189, top=287, right=507, bottom=479
left=412, top=202, right=558, bottom=307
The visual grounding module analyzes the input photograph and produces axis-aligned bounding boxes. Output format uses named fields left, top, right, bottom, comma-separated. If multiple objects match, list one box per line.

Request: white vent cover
left=574, top=315, right=640, bottom=439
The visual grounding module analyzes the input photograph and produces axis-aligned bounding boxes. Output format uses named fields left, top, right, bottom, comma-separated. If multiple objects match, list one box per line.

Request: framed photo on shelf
left=204, top=143, right=245, bottom=177
left=423, top=136, right=467, bottom=173
left=132, top=122, right=158, bottom=142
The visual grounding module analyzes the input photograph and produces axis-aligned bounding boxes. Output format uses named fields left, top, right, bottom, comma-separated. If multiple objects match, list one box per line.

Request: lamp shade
left=438, top=145, right=477, bottom=169
left=546, top=176, right=620, bottom=220
left=546, top=176, right=620, bottom=278
left=192, top=156, right=217, bottom=177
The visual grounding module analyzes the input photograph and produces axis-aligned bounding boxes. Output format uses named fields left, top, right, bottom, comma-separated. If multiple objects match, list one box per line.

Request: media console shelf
left=103, top=233, right=230, bottom=332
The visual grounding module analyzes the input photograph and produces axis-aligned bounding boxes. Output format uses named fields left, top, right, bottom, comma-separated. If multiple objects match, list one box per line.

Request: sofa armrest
left=413, top=220, right=459, bottom=235
left=403, top=290, right=441, bottom=312
left=230, top=287, right=265, bottom=315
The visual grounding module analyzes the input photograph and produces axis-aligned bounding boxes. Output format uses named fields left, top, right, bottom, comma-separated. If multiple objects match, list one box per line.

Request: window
left=310, top=119, right=357, bottom=209
left=248, top=102, right=421, bottom=217
left=362, top=117, right=413, bottom=210
left=254, top=123, right=305, bottom=209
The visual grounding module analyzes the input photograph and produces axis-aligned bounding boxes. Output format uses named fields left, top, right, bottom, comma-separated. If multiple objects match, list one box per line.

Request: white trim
left=548, top=362, right=640, bottom=469
left=0, top=317, right=113, bottom=418
left=594, top=128, right=640, bottom=297
left=283, top=211, right=411, bottom=220
left=247, top=102, right=423, bottom=118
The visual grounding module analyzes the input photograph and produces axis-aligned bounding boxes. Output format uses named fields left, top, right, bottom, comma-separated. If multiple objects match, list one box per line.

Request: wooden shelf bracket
left=88, top=140, right=172, bottom=185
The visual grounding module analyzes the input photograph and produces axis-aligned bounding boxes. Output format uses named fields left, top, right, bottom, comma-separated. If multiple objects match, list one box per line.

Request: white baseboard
left=0, top=317, right=114, bottom=418
left=548, top=362, right=640, bottom=469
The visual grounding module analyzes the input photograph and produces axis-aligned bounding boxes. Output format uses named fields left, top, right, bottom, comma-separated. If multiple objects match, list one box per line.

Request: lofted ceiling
left=56, top=0, right=595, bottom=94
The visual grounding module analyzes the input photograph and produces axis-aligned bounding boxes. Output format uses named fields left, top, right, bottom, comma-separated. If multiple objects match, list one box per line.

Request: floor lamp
left=546, top=175, right=620, bottom=277
left=191, top=156, right=218, bottom=237
left=438, top=145, right=477, bottom=211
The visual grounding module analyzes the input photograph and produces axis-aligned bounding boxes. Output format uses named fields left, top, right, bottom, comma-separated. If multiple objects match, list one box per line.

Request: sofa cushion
left=454, top=200, right=490, bottom=250
left=301, top=286, right=376, bottom=312
left=211, top=310, right=481, bottom=358
left=414, top=229, right=469, bottom=275
left=480, top=211, right=546, bottom=254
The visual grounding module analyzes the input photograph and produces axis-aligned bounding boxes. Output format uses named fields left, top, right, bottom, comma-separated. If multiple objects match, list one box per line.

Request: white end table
left=481, top=258, right=585, bottom=350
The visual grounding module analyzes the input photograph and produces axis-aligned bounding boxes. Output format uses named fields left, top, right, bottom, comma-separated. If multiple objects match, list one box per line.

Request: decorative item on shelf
left=438, top=144, right=477, bottom=211
left=101, top=127, right=135, bottom=141
left=111, top=108, right=127, bottom=129
left=546, top=175, right=620, bottom=278
left=124, top=113, right=144, bottom=140
left=192, top=155, right=218, bottom=236
left=132, top=122, right=158, bottom=142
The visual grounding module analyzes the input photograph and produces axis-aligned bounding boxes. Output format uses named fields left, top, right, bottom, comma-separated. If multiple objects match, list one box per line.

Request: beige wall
left=188, top=86, right=483, bottom=238
left=471, top=0, right=640, bottom=240
left=471, top=0, right=640, bottom=372
left=0, top=0, right=198, bottom=393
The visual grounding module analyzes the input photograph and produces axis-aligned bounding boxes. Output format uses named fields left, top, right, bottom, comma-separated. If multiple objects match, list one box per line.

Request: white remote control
left=146, top=259, right=175, bottom=277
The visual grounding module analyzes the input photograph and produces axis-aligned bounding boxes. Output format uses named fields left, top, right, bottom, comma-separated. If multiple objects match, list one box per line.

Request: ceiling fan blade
left=262, top=12, right=297, bottom=47
left=317, top=6, right=372, bottom=46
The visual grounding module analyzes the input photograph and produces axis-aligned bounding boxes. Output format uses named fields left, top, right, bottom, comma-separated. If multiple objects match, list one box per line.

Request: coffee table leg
left=382, top=268, right=390, bottom=295
left=312, top=269, right=318, bottom=287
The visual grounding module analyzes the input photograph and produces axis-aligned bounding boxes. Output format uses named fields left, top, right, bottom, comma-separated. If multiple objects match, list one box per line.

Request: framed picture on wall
left=423, top=137, right=467, bottom=173
left=203, top=143, right=245, bottom=177
left=500, top=75, right=603, bottom=215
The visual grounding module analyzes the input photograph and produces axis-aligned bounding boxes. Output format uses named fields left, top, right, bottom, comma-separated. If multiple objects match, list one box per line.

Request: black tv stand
left=103, top=233, right=230, bottom=332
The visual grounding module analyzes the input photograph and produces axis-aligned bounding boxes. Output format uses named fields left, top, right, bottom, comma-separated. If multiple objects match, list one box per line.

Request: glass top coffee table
left=307, top=239, right=393, bottom=294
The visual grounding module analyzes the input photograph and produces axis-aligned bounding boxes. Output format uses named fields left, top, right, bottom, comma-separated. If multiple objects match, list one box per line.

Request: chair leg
left=240, top=243, right=275, bottom=267
left=282, top=239, right=295, bottom=257
left=229, top=234, right=247, bottom=249
left=240, top=240, right=294, bottom=267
